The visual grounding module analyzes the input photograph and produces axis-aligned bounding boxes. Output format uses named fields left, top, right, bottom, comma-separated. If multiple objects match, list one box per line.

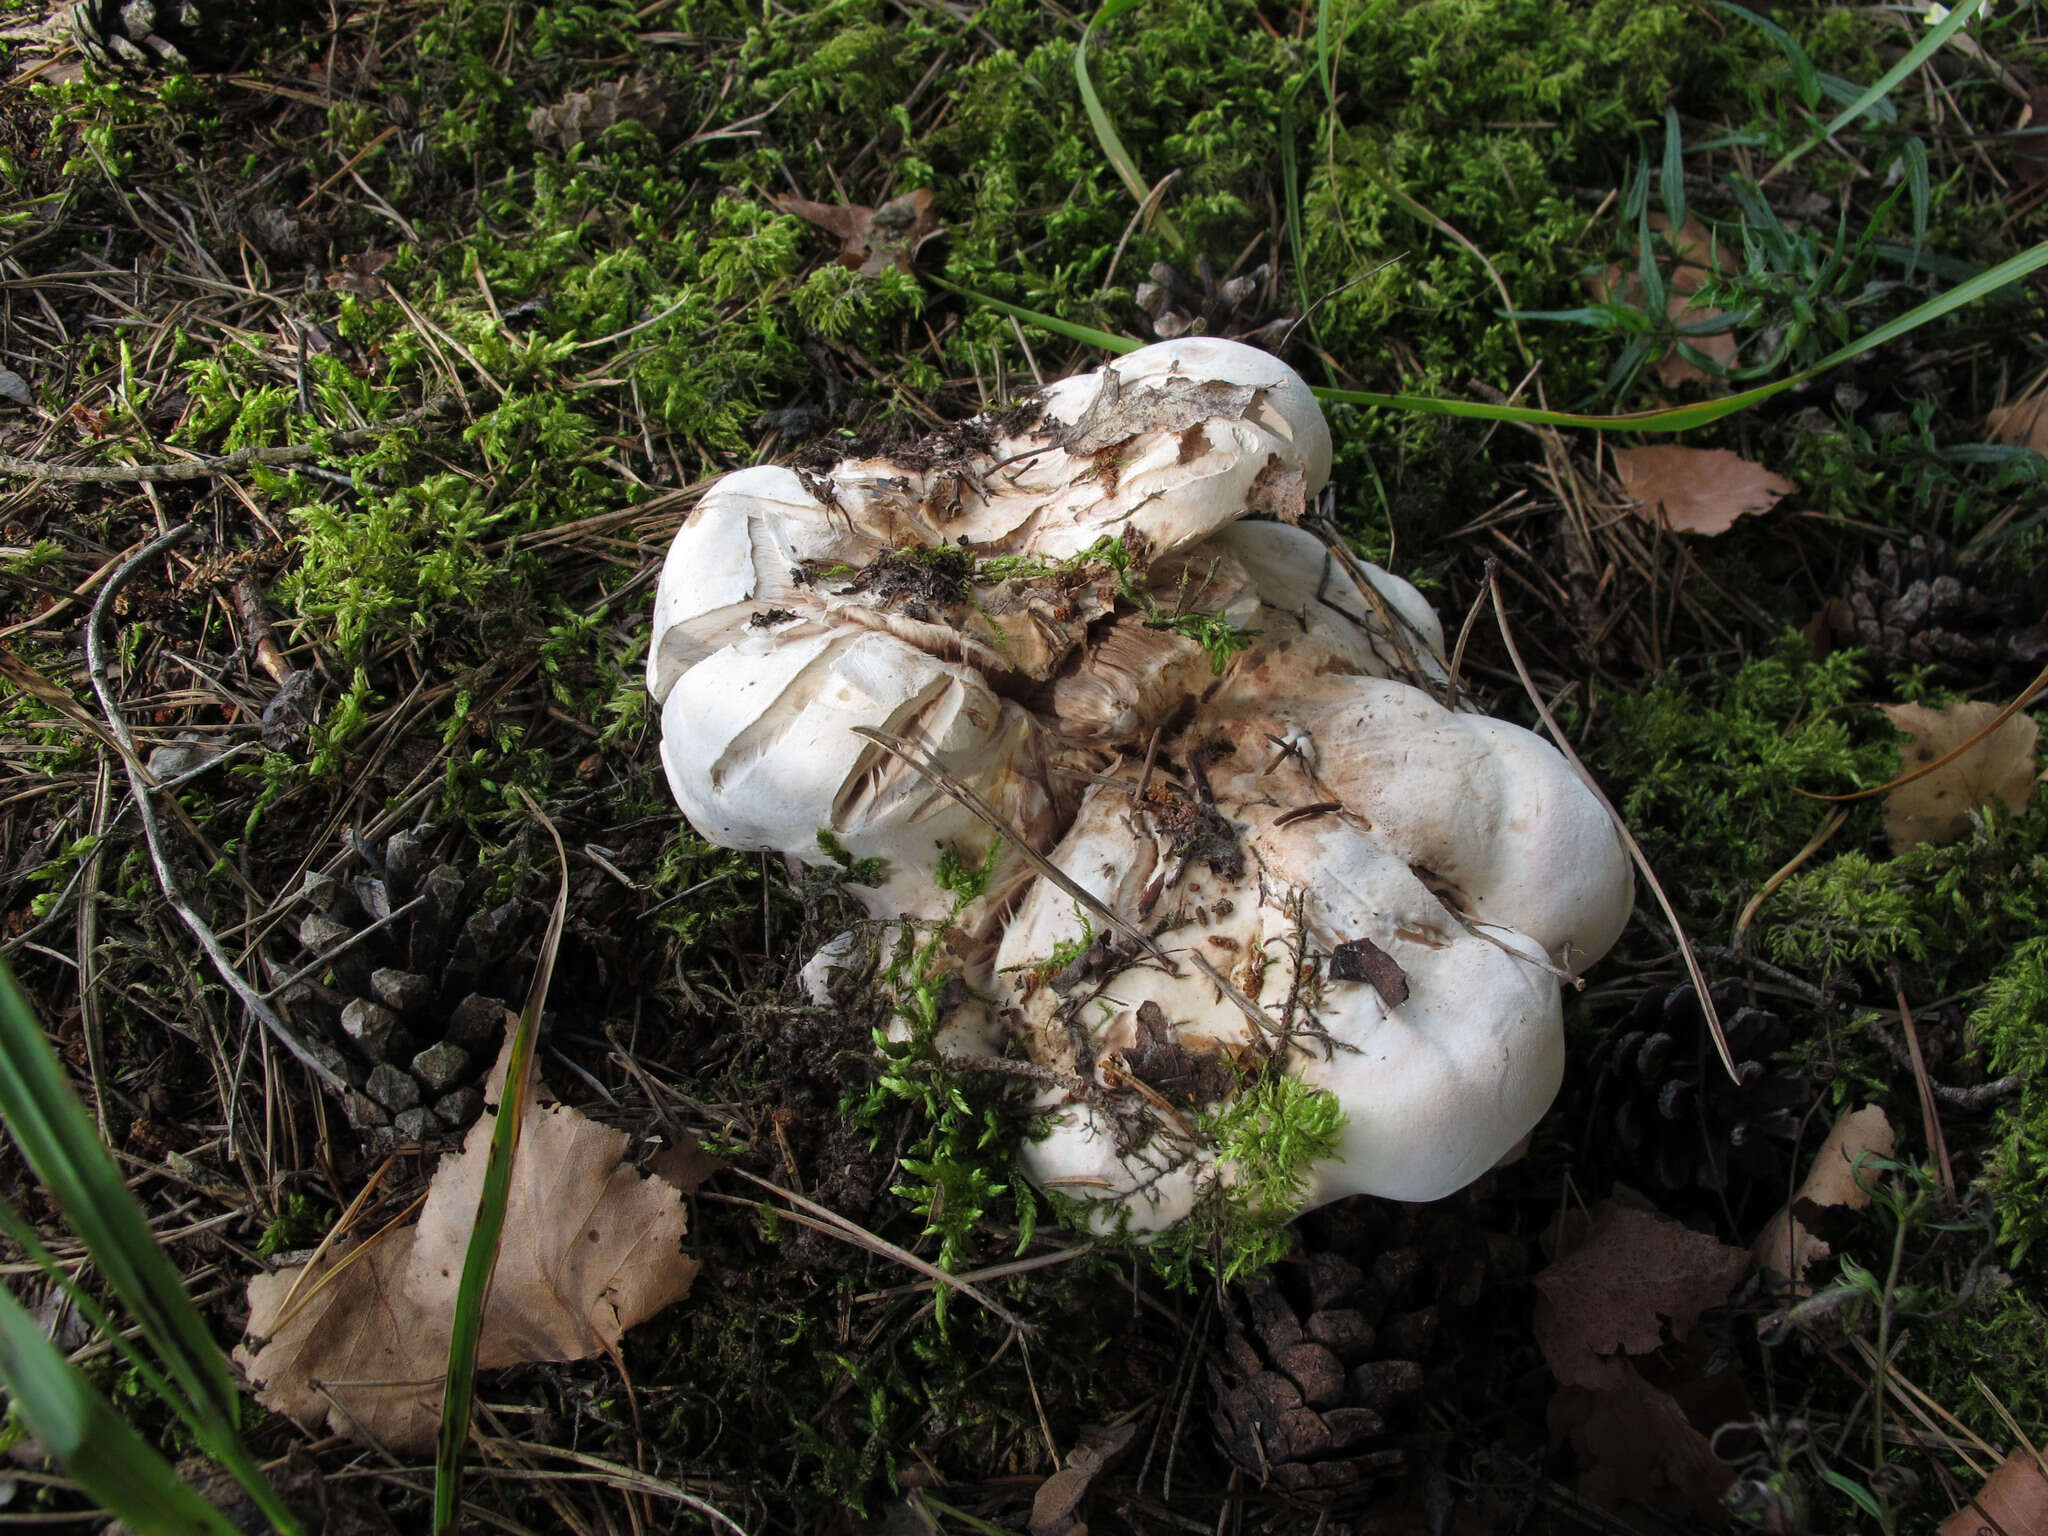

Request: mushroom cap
left=1209, top=521, right=1447, bottom=684
left=658, top=625, right=1054, bottom=922
left=1201, top=666, right=1634, bottom=965
left=997, top=786, right=1566, bottom=1208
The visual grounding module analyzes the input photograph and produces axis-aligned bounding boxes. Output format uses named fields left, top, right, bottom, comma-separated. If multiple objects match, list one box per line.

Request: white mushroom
left=646, top=337, right=1635, bottom=1237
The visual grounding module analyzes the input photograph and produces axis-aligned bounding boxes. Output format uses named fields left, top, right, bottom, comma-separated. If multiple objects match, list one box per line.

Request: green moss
left=1978, top=936, right=2048, bottom=1261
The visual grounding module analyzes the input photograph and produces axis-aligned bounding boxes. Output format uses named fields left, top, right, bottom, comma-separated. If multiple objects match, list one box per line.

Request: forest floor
left=1, top=0, right=2047, bottom=1530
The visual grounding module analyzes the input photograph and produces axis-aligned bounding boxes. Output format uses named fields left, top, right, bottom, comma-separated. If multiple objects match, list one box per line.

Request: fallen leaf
left=1054, top=369, right=1257, bottom=456
left=1549, top=1366, right=1737, bottom=1531
left=528, top=74, right=674, bottom=152
left=1879, top=701, right=2039, bottom=852
left=1942, top=1447, right=2048, bottom=1536
left=1535, top=1193, right=1750, bottom=1531
left=1534, top=1191, right=1751, bottom=1390
left=1752, top=1104, right=1894, bottom=1289
left=771, top=189, right=939, bottom=277
left=1587, top=213, right=1739, bottom=389
left=1988, top=382, right=2048, bottom=456
left=325, top=249, right=394, bottom=299
left=1613, top=445, right=1796, bottom=536
left=235, top=1041, right=698, bottom=1453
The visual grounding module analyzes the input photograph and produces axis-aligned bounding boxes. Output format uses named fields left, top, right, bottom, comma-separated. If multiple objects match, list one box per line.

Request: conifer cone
left=1833, top=534, right=2048, bottom=672
left=1134, top=256, right=1297, bottom=353
left=1585, top=980, right=1808, bottom=1196
left=1207, top=1197, right=1497, bottom=1497
left=68, top=0, right=219, bottom=71
left=275, top=826, right=537, bottom=1147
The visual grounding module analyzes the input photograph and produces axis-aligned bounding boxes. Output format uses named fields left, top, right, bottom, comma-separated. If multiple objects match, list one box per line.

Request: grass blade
left=946, top=241, right=2048, bottom=432
left=0, top=964, right=305, bottom=1535
left=432, top=790, right=572, bottom=1536
left=0, top=1282, right=244, bottom=1536
left=1074, top=0, right=1183, bottom=252
left=1712, top=1, right=1820, bottom=109
left=1660, top=105, right=1686, bottom=231
left=1765, top=0, right=1983, bottom=180
left=0, top=961, right=237, bottom=1433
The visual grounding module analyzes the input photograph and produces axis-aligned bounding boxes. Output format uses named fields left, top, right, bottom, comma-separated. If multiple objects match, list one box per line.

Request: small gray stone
left=340, top=999, right=400, bottom=1059
left=411, top=1041, right=470, bottom=1093
left=391, top=1107, right=440, bottom=1143
left=0, top=370, right=31, bottom=407
left=371, top=967, right=432, bottom=1014
left=446, top=993, right=508, bottom=1047
left=298, top=913, right=352, bottom=954
left=434, top=1088, right=485, bottom=1127
left=364, top=1063, right=420, bottom=1113
left=342, top=1090, right=389, bottom=1131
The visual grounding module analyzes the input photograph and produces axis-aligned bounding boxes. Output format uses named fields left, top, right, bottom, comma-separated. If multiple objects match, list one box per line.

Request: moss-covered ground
left=1, top=0, right=2045, bottom=1528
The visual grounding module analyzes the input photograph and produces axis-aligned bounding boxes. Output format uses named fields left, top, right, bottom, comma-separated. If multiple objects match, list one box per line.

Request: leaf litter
left=235, top=1035, right=709, bottom=1454
left=1879, top=700, right=2040, bottom=851
left=1534, top=1190, right=1754, bottom=1529
left=1612, top=444, right=1797, bottom=536
left=770, top=189, right=941, bottom=276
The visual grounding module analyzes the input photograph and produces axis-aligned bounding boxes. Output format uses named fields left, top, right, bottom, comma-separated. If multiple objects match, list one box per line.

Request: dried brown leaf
left=1879, top=701, right=2039, bottom=851
left=1941, top=1448, right=2048, bottom=1536
left=770, top=189, right=939, bottom=276
left=1533, top=1192, right=1750, bottom=1391
left=1988, top=383, right=2048, bottom=456
left=1549, top=1365, right=1738, bottom=1531
left=1055, top=371, right=1258, bottom=456
left=528, top=75, right=675, bottom=152
left=1751, top=1105, right=1894, bottom=1288
left=1613, top=444, right=1795, bottom=536
left=235, top=1046, right=698, bottom=1453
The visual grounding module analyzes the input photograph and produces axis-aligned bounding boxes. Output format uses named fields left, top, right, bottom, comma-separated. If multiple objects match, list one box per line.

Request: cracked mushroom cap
left=989, top=642, right=1631, bottom=1220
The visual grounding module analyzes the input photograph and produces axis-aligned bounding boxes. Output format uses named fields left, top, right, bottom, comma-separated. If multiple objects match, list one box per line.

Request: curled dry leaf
left=1941, top=1446, right=2048, bottom=1536
left=1879, top=701, right=2040, bottom=852
left=1751, top=1104, right=1894, bottom=1289
left=1613, top=445, right=1796, bottom=537
left=235, top=1042, right=702, bottom=1454
left=770, top=189, right=939, bottom=277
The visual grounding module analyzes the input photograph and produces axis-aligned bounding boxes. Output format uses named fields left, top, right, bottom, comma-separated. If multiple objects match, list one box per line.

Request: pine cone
left=1586, top=980, right=1808, bottom=1196
left=68, top=0, right=217, bottom=71
left=1207, top=1198, right=1495, bottom=1496
left=275, top=826, right=536, bottom=1147
left=1834, top=534, right=2047, bottom=672
left=1134, top=257, right=1297, bottom=352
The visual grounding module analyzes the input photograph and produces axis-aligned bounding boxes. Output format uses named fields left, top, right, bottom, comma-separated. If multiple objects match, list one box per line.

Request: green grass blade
left=931, top=278, right=1140, bottom=353
left=1660, top=105, right=1686, bottom=231
left=946, top=241, right=2048, bottom=432
left=1902, top=137, right=1930, bottom=282
left=1766, top=0, right=1983, bottom=179
left=0, top=960, right=237, bottom=1433
left=432, top=793, right=572, bottom=1536
left=1073, top=0, right=1183, bottom=252
left=1711, top=1, right=1820, bottom=109
left=0, top=1283, right=243, bottom=1536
